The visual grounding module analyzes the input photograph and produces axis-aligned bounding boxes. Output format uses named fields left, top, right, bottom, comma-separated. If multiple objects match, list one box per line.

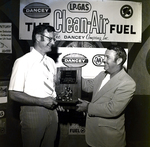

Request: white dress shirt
left=9, top=48, right=56, bottom=98
left=99, top=73, right=110, bottom=90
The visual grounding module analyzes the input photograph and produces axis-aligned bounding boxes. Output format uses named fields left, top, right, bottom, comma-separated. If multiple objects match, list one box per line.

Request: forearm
left=88, top=101, right=126, bottom=118
left=87, top=79, right=136, bottom=118
left=88, top=93, right=133, bottom=118
left=9, top=90, right=57, bottom=109
left=9, top=90, right=45, bottom=106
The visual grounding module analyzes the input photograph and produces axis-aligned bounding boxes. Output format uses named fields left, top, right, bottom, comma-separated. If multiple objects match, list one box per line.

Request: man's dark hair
left=32, top=24, right=55, bottom=44
left=107, top=45, right=127, bottom=65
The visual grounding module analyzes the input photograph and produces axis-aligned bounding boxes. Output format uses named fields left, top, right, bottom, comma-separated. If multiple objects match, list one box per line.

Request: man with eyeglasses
left=9, top=24, right=58, bottom=147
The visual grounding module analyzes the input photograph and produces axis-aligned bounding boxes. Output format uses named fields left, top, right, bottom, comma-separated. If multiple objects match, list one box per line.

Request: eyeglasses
left=40, top=34, right=56, bottom=42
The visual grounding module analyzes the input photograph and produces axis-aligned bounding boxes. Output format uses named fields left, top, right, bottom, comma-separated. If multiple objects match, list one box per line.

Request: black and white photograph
left=0, top=0, right=149, bottom=147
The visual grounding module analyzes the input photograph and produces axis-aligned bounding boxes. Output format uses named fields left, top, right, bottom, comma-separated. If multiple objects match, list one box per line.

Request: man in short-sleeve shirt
left=9, top=25, right=58, bottom=147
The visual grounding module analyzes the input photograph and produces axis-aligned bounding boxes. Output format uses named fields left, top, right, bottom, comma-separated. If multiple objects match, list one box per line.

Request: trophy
left=55, top=67, right=81, bottom=109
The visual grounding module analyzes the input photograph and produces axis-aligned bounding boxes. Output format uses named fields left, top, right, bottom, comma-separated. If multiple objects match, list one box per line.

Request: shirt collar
left=31, top=48, right=46, bottom=62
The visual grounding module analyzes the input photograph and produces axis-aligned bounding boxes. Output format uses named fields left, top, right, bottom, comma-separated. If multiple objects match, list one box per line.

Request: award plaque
left=55, top=67, right=81, bottom=108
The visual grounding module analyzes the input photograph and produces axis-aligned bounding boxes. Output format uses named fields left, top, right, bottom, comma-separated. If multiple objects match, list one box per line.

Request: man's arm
left=82, top=78, right=94, bottom=93
left=9, top=90, right=58, bottom=109
left=77, top=79, right=136, bottom=118
left=88, top=80, right=136, bottom=118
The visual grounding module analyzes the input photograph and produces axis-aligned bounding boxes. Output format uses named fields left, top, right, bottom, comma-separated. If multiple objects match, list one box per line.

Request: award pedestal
left=55, top=67, right=81, bottom=109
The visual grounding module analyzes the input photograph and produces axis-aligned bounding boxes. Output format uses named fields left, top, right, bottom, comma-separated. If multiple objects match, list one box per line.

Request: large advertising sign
left=19, top=0, right=142, bottom=42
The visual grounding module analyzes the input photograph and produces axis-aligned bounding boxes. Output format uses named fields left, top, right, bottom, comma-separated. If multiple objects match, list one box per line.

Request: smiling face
left=103, top=49, right=118, bottom=74
left=39, top=29, right=55, bottom=54
left=35, top=29, right=55, bottom=56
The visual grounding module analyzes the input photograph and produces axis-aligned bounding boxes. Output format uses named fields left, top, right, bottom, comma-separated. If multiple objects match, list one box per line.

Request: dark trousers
left=20, top=106, right=58, bottom=147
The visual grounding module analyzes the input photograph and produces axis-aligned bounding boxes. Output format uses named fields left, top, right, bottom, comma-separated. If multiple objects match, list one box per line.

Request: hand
left=42, top=97, right=58, bottom=109
left=76, top=98, right=89, bottom=112
left=56, top=105, right=65, bottom=112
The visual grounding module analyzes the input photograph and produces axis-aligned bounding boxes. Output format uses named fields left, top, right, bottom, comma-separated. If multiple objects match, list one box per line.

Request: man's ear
left=35, top=34, right=41, bottom=42
left=117, top=58, right=123, bottom=65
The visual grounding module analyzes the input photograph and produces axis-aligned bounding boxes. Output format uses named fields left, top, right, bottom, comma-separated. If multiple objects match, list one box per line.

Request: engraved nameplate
left=60, top=70, right=77, bottom=84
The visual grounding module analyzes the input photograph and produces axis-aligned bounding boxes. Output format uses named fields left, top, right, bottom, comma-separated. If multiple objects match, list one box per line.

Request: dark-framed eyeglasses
left=40, top=34, right=56, bottom=42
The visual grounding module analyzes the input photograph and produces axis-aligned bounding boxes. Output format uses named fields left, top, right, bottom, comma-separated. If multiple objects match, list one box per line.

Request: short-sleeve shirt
left=9, top=48, right=56, bottom=98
